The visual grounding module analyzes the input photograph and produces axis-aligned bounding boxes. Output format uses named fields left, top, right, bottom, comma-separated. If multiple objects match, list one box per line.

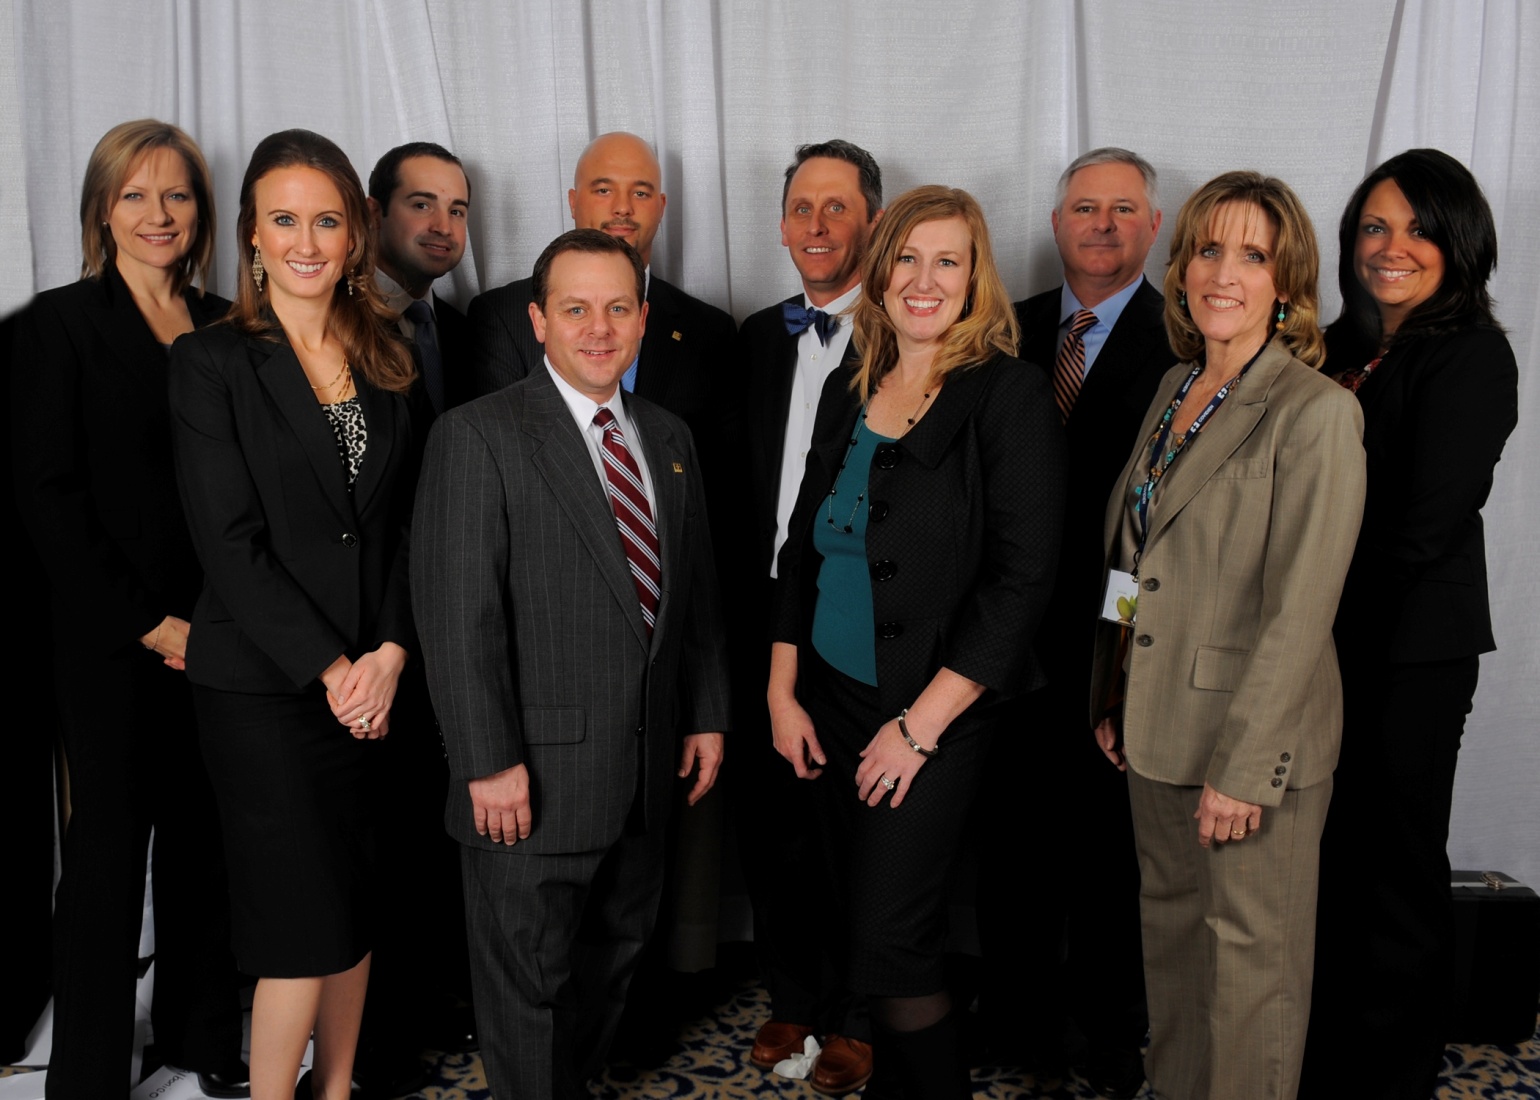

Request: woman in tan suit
left=1091, top=172, right=1365, bottom=1100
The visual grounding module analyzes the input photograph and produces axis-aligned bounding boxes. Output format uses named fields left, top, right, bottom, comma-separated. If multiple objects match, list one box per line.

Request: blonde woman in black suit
left=171, top=129, right=416, bottom=1100
left=11, top=119, right=248, bottom=1099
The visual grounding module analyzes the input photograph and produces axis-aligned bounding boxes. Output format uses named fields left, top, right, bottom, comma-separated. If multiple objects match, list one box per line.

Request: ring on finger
left=879, top=776, right=896, bottom=791
left=357, top=714, right=373, bottom=731
left=1230, top=828, right=1246, bottom=838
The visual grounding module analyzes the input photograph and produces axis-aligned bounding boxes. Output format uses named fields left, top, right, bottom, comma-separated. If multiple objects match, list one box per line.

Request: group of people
left=8, top=116, right=1517, bottom=1100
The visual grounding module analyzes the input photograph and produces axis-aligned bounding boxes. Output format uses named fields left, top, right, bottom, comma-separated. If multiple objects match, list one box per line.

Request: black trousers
left=1301, top=655, right=1480, bottom=1100
left=47, top=640, right=241, bottom=1098
left=975, top=682, right=1147, bottom=1056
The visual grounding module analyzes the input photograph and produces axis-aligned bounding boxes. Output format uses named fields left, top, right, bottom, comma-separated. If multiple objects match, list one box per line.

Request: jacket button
left=1135, top=633, right=1153, bottom=647
left=872, top=560, right=897, bottom=582
left=874, top=444, right=900, bottom=470
left=341, top=533, right=358, bottom=547
left=869, top=500, right=890, bottom=522
left=879, top=622, right=903, bottom=639
left=1275, top=765, right=1287, bottom=775
left=1143, top=577, right=1160, bottom=591
left=1271, top=777, right=1283, bottom=788
left=1280, top=752, right=1291, bottom=763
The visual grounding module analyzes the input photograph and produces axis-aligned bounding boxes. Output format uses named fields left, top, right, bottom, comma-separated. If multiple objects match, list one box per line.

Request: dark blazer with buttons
left=12, top=269, right=230, bottom=651
left=1015, top=278, right=1174, bottom=685
left=410, top=366, right=731, bottom=853
left=773, top=352, right=1066, bottom=716
left=1094, top=342, right=1366, bottom=805
left=169, top=323, right=416, bottom=695
left=1327, top=323, right=1518, bottom=664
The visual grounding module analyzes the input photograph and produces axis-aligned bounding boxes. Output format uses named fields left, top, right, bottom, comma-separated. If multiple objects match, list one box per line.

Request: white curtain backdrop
left=5, top=0, right=1536, bottom=884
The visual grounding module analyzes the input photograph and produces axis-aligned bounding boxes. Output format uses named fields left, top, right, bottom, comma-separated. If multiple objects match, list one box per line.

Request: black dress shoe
left=1085, top=1046, right=1146, bottom=1100
left=194, top=1061, right=252, bottom=1099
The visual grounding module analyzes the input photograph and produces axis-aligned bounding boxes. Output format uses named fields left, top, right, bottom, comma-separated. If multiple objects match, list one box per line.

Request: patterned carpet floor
left=5, top=954, right=1537, bottom=1097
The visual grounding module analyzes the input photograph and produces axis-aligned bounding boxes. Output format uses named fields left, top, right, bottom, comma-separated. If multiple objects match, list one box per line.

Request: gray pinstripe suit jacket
left=411, top=365, right=731, bottom=854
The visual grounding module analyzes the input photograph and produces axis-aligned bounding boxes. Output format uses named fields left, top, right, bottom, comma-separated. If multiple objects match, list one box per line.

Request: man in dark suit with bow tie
left=414, top=229, right=730, bottom=1100
left=977, top=147, right=1173, bottom=1099
left=730, top=139, right=884, bottom=1095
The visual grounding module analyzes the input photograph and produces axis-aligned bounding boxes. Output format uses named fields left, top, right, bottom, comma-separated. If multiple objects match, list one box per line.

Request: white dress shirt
left=770, top=282, right=861, bottom=578
left=544, top=358, right=656, bottom=512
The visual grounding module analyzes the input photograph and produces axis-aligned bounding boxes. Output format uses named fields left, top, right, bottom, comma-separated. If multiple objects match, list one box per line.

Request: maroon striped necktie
left=593, top=407, right=661, bottom=635
left=1054, top=308, right=1098, bottom=423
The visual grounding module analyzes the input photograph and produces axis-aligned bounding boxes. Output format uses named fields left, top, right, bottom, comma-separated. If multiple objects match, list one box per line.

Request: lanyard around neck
left=1132, top=342, right=1269, bottom=575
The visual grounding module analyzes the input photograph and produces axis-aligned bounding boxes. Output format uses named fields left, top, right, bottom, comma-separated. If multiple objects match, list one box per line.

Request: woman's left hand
left=1195, top=782, right=1263, bottom=847
left=329, top=641, right=408, bottom=739
left=855, top=718, right=931, bottom=808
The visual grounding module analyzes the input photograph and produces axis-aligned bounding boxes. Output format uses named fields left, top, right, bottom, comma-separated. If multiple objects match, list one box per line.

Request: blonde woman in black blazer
left=1302, top=150, right=1520, bottom=1100
left=171, top=130, right=416, bottom=1100
left=11, top=120, right=248, bottom=1099
left=771, top=186, right=1064, bottom=1099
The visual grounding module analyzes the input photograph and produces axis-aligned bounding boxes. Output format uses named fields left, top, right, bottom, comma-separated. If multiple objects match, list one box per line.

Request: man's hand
left=678, top=733, right=724, bottom=806
left=1195, top=782, right=1263, bottom=848
left=469, top=764, right=532, bottom=845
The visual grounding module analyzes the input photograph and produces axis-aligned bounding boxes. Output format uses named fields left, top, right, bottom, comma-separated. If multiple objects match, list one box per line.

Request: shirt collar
left=1059, top=274, right=1144, bottom=331
left=374, top=268, right=428, bottom=317
left=544, top=357, right=630, bottom=429
left=803, top=282, right=862, bottom=323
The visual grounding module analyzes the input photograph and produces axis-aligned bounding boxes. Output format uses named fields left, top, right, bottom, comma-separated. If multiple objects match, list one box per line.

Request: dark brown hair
left=530, top=228, right=646, bottom=310
left=229, top=129, right=415, bottom=394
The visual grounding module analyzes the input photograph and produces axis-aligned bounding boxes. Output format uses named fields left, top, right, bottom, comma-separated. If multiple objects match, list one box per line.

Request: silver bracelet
left=897, top=707, right=938, bottom=757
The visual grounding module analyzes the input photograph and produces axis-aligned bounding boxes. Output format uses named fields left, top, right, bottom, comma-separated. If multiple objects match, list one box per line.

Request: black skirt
left=193, top=683, right=374, bottom=977
left=800, top=647, right=996, bottom=997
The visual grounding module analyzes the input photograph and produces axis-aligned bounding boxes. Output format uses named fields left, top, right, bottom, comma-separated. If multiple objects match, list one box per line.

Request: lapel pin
left=671, top=330, right=683, bottom=341
left=672, top=462, right=684, bottom=473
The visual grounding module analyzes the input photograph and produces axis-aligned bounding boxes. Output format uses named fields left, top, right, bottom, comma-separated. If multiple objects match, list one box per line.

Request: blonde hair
left=79, top=119, right=216, bottom=294
left=851, top=185, right=1018, bottom=402
left=229, top=129, right=415, bottom=395
left=1163, top=170, right=1324, bottom=368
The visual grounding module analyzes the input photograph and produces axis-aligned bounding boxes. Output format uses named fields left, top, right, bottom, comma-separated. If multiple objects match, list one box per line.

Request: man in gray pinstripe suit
left=412, top=229, right=731, bottom=1100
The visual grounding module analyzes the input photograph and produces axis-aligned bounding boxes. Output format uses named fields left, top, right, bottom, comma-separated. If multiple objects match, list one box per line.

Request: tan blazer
left=1095, top=341, right=1366, bottom=807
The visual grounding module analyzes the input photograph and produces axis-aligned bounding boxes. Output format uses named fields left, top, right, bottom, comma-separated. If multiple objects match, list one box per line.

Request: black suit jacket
left=1014, top=278, right=1173, bottom=683
left=774, top=353, right=1065, bottom=715
left=169, top=324, right=416, bottom=695
left=411, top=367, right=731, bottom=853
left=430, top=291, right=474, bottom=412
left=1328, top=323, right=1518, bottom=663
left=12, top=269, right=229, bottom=654
left=737, top=294, right=863, bottom=577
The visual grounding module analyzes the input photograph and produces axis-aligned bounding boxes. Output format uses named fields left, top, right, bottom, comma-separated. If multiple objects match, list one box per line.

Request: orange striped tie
left=1054, top=309, right=1098, bottom=423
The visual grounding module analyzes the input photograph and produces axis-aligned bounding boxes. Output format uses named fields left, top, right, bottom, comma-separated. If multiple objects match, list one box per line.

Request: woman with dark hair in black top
left=1302, top=149, right=1519, bottom=1100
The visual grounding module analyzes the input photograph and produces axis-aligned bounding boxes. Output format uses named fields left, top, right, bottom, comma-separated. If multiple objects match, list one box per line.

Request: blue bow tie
left=782, top=302, right=840, bottom=346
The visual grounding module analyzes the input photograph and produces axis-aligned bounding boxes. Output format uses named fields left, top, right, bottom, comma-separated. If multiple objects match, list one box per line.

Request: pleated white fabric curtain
left=4, top=0, right=1536, bottom=882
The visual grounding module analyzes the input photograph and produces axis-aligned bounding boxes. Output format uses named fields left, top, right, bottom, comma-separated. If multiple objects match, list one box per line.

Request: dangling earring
left=251, top=246, right=265, bottom=292
left=1178, top=290, right=1187, bottom=310
left=346, top=275, right=355, bottom=297
left=1276, top=302, right=1288, bottom=331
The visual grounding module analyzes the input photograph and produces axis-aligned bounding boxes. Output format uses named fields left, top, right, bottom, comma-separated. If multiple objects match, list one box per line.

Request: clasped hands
left=319, top=642, right=408, bottom=739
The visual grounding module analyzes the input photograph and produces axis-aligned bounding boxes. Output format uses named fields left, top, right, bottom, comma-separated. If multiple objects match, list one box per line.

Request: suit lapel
left=350, top=373, right=397, bottom=516
left=249, top=337, right=353, bottom=525
left=83, top=267, right=171, bottom=397
left=1072, top=279, right=1159, bottom=424
left=524, top=371, right=651, bottom=649
left=1141, top=342, right=1289, bottom=548
left=761, top=295, right=804, bottom=473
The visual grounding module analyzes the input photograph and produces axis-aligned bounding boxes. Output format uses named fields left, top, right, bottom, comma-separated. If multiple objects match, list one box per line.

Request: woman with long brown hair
left=170, top=129, right=417, bottom=1100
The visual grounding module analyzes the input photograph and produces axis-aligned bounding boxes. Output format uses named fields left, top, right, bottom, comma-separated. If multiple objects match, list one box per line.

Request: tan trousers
left=1127, top=772, right=1331, bottom=1100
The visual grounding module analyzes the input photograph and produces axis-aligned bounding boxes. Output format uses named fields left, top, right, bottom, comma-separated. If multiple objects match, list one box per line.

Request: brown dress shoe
left=751, top=1020, right=814, bottom=1069
left=810, top=1035, right=874, bottom=1095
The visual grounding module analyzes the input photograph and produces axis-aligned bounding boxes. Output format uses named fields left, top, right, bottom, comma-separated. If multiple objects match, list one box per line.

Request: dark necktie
left=404, top=299, right=445, bottom=413
left=782, top=302, right=839, bottom=346
left=593, top=407, right=660, bottom=635
left=1054, top=308, right=1098, bottom=423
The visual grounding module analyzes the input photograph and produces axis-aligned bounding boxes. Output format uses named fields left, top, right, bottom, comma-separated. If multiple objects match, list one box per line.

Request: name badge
left=1099, top=569, right=1139, bottom=624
